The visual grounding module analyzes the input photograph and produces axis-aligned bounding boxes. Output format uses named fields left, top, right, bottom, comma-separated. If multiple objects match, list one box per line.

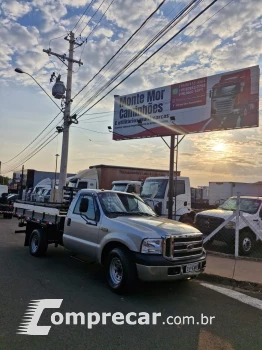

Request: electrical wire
left=82, top=0, right=115, bottom=43
left=2, top=133, right=59, bottom=175
left=2, top=111, right=63, bottom=165
left=74, top=0, right=203, bottom=116
left=71, top=126, right=110, bottom=134
left=71, top=0, right=185, bottom=113
left=77, top=0, right=107, bottom=37
left=76, top=0, right=218, bottom=120
left=71, top=0, right=167, bottom=103
left=71, top=0, right=96, bottom=33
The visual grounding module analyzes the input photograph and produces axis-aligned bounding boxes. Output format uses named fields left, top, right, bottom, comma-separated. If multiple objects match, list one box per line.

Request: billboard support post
left=168, top=135, right=175, bottom=219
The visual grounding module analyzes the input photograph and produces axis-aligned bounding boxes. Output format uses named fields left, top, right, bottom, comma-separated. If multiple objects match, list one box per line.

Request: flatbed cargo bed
left=13, top=201, right=68, bottom=225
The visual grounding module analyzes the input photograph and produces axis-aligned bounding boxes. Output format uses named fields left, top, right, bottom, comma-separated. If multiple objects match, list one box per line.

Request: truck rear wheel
left=106, top=247, right=137, bottom=294
left=239, top=230, right=255, bottom=256
left=29, top=229, right=48, bottom=257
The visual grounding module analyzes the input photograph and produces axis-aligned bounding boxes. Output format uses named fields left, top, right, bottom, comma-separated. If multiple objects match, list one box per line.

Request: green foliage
left=0, top=176, right=9, bottom=186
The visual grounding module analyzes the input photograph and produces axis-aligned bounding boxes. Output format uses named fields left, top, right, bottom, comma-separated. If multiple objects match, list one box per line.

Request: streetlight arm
left=24, top=72, right=62, bottom=112
left=15, top=68, right=62, bottom=112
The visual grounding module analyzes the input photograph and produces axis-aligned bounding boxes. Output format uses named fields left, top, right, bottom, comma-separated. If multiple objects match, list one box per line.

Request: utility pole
left=43, top=32, right=83, bottom=202
left=19, top=165, right=24, bottom=200
left=168, top=136, right=175, bottom=219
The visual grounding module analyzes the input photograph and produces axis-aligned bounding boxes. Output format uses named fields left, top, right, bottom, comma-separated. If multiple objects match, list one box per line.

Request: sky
left=0, top=0, right=261, bottom=187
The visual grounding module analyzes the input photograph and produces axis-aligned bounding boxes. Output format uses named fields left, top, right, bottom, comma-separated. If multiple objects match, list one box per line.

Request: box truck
left=209, top=182, right=262, bottom=206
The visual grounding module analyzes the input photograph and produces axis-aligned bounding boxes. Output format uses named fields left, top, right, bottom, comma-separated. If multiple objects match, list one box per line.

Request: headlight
left=225, top=221, right=235, bottom=229
left=141, top=239, right=162, bottom=254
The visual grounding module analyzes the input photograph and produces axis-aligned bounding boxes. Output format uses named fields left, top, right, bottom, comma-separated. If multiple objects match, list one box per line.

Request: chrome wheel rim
left=109, top=257, right=123, bottom=285
left=242, top=237, right=251, bottom=252
left=31, top=235, right=39, bottom=253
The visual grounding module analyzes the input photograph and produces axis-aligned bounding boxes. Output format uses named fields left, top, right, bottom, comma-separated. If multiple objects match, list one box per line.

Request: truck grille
left=163, top=234, right=203, bottom=261
left=195, top=215, right=225, bottom=234
left=214, top=98, right=234, bottom=115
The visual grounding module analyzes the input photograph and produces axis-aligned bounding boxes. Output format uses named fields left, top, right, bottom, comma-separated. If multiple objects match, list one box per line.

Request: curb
left=206, top=250, right=262, bottom=262
left=195, top=272, right=262, bottom=293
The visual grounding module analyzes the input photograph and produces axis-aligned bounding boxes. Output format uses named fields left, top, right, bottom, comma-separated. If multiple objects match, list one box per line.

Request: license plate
left=186, top=262, right=199, bottom=273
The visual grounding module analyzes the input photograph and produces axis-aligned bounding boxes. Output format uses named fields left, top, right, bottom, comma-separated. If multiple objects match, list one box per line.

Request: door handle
left=253, top=219, right=258, bottom=222
left=67, top=218, right=71, bottom=226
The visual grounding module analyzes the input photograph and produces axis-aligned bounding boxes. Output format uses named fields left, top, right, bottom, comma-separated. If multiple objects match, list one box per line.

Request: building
left=12, top=169, right=75, bottom=191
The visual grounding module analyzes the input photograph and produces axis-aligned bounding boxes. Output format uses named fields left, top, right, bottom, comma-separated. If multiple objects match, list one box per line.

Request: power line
left=82, top=0, right=115, bottom=43
left=78, top=0, right=107, bottom=37
left=74, top=0, right=203, bottom=116
left=71, top=0, right=96, bottom=33
left=71, top=126, right=110, bottom=134
left=2, top=111, right=62, bottom=165
left=77, top=0, right=217, bottom=120
left=2, top=133, right=59, bottom=175
left=71, top=0, right=167, bottom=103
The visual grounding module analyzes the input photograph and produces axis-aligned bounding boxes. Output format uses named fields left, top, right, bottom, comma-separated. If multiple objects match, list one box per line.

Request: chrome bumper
left=136, top=261, right=206, bottom=282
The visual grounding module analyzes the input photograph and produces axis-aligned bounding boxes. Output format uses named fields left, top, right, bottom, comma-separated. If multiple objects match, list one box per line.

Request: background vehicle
left=38, top=189, right=51, bottom=202
left=195, top=196, right=262, bottom=255
left=111, top=180, right=142, bottom=194
left=14, top=190, right=205, bottom=293
left=0, top=185, right=8, bottom=197
left=67, top=164, right=180, bottom=191
left=208, top=181, right=262, bottom=205
left=140, top=176, right=192, bottom=222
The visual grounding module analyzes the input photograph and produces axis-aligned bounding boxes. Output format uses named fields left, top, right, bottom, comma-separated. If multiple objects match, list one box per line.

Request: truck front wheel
left=29, top=229, right=48, bottom=257
left=106, top=247, right=137, bottom=293
left=239, top=230, right=255, bottom=256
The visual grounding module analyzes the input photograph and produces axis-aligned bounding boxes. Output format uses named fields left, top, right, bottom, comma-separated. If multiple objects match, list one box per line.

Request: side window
left=127, top=184, right=135, bottom=193
left=78, top=181, right=88, bottom=189
left=73, top=195, right=96, bottom=220
left=169, top=180, right=185, bottom=196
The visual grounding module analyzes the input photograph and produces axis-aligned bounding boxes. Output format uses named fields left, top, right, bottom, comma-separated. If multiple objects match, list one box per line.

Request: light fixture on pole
left=14, top=68, right=62, bottom=111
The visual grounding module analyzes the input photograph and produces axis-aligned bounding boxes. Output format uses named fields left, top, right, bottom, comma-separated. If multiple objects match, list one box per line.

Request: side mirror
left=259, top=209, right=262, bottom=218
left=184, top=201, right=187, bottom=206
left=80, top=198, right=89, bottom=213
left=209, top=90, right=212, bottom=98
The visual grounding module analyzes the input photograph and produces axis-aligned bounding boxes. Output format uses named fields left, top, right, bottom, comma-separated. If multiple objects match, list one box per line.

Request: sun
left=212, top=142, right=226, bottom=152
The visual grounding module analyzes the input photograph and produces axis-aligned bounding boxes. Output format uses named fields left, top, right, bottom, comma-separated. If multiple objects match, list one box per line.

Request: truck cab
left=210, top=69, right=255, bottom=120
left=140, top=176, right=191, bottom=221
left=111, top=180, right=142, bottom=194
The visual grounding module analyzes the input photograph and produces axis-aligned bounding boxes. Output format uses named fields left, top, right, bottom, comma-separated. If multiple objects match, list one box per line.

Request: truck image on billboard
left=113, top=66, right=259, bottom=140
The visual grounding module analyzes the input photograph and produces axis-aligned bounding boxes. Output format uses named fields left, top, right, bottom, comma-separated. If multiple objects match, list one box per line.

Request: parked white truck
left=195, top=196, right=262, bottom=255
left=140, top=176, right=192, bottom=222
left=14, top=190, right=206, bottom=293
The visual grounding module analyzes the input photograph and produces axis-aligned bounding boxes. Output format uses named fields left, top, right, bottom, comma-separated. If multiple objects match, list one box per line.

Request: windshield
left=213, top=84, right=239, bottom=97
left=111, top=184, right=127, bottom=192
left=97, top=192, right=156, bottom=217
left=219, top=198, right=261, bottom=214
left=141, top=179, right=168, bottom=199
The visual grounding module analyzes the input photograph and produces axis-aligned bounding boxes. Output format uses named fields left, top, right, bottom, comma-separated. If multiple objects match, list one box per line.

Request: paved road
left=0, top=219, right=262, bottom=350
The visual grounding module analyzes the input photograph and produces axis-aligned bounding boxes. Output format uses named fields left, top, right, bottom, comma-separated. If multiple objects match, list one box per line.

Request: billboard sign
left=113, top=66, right=260, bottom=140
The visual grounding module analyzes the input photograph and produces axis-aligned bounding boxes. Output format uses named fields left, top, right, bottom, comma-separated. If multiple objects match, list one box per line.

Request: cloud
left=1, top=0, right=31, bottom=20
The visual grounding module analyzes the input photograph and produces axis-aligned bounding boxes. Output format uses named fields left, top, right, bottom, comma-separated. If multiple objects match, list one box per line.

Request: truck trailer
left=67, top=164, right=181, bottom=191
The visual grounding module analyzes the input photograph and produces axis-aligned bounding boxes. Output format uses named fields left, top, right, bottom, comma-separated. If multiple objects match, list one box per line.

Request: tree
left=0, top=176, right=10, bottom=186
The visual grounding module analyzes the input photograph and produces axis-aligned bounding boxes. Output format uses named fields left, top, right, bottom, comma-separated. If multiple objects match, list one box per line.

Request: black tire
left=239, top=230, right=255, bottom=256
left=105, top=247, right=137, bottom=294
left=29, top=229, right=48, bottom=257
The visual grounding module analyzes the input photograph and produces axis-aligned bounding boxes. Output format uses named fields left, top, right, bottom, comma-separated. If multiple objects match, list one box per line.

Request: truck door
left=63, top=194, right=100, bottom=259
left=165, top=179, right=188, bottom=219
